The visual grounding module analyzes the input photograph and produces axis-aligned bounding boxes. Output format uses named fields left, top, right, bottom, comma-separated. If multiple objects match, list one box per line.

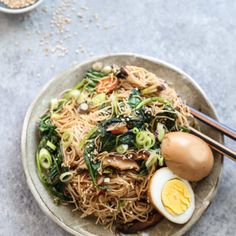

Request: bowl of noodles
left=21, top=54, right=223, bottom=236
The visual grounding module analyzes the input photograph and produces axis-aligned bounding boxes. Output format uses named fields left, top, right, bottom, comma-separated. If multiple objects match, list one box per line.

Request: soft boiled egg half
left=148, top=167, right=195, bottom=224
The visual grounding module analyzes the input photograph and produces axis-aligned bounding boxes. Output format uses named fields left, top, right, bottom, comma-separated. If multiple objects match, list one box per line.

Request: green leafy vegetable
left=117, top=131, right=136, bottom=146
left=135, top=96, right=164, bottom=110
left=155, top=104, right=177, bottom=130
left=137, top=161, right=148, bottom=176
left=74, top=70, right=106, bottom=92
left=101, top=132, right=117, bottom=151
left=79, top=127, right=98, bottom=149
left=83, top=130, right=108, bottom=189
left=39, top=113, right=56, bottom=136
left=178, top=126, right=190, bottom=132
left=85, top=70, right=106, bottom=78
left=126, top=109, right=153, bottom=129
left=128, top=88, right=141, bottom=108
left=36, top=113, right=72, bottom=202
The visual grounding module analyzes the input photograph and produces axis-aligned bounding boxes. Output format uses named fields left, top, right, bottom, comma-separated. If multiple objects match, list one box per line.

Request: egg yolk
left=161, top=179, right=191, bottom=216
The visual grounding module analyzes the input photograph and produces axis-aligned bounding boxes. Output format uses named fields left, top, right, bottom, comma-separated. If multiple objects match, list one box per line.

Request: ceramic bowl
left=21, top=54, right=223, bottom=236
left=0, top=0, right=44, bottom=14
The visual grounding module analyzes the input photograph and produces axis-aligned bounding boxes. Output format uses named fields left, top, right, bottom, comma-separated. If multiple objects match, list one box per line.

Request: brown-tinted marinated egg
left=161, top=132, right=214, bottom=181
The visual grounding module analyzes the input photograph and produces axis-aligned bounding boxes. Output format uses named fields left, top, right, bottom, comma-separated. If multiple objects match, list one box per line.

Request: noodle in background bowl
left=21, top=54, right=223, bottom=236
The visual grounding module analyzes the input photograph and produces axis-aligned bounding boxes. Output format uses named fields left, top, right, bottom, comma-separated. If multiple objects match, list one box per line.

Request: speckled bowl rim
left=21, top=53, right=224, bottom=236
left=0, top=0, right=44, bottom=14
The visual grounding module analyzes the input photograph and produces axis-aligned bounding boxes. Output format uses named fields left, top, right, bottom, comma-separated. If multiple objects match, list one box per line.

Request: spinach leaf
left=37, top=113, right=71, bottom=201
left=178, top=125, right=190, bottom=132
left=117, top=131, right=136, bottom=146
left=99, top=110, right=153, bottom=151
left=126, top=109, right=153, bottom=129
left=137, top=160, right=148, bottom=176
left=155, top=104, right=177, bottom=130
left=128, top=88, right=142, bottom=108
left=100, top=117, right=122, bottom=131
left=85, top=70, right=106, bottom=79
left=39, top=113, right=56, bottom=136
left=100, top=132, right=117, bottom=151
left=44, top=182, right=72, bottom=201
left=84, top=131, right=107, bottom=189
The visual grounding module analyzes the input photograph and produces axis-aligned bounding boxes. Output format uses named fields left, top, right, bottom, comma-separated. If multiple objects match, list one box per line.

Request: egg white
left=149, top=167, right=195, bottom=224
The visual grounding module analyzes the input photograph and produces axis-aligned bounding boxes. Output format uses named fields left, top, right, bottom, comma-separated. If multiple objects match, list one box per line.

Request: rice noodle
left=49, top=65, right=193, bottom=228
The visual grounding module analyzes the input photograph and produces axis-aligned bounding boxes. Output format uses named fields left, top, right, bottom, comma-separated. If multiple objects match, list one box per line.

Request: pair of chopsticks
left=189, top=107, right=236, bottom=162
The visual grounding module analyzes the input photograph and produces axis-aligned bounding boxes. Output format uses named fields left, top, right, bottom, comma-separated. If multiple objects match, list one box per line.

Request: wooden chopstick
left=190, top=127, right=236, bottom=162
left=189, top=106, right=236, bottom=141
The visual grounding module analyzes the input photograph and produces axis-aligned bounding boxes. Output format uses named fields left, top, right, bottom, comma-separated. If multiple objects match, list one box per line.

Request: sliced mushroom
left=125, top=150, right=150, bottom=161
left=137, top=150, right=150, bottom=160
left=157, top=83, right=166, bottom=93
left=116, top=212, right=163, bottom=234
left=116, top=67, right=129, bottom=79
left=78, top=102, right=89, bottom=113
left=103, top=154, right=140, bottom=171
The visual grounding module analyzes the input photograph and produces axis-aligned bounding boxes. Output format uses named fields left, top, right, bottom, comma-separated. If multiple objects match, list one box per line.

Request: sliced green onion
left=91, top=93, right=106, bottom=106
left=50, top=98, right=59, bottom=111
left=39, top=148, right=52, bottom=169
left=157, top=123, right=165, bottom=142
left=136, top=131, right=155, bottom=149
left=36, top=151, right=45, bottom=182
left=158, top=155, right=164, bottom=166
left=145, top=151, right=164, bottom=169
left=61, top=131, right=73, bottom=148
left=59, top=172, right=74, bottom=182
left=79, top=127, right=98, bottom=149
left=103, top=168, right=113, bottom=174
left=141, top=85, right=158, bottom=95
left=132, top=127, right=139, bottom=134
left=104, top=177, right=110, bottom=183
left=101, top=65, right=112, bottom=75
left=74, top=79, right=87, bottom=90
left=87, top=78, right=97, bottom=87
left=113, top=91, right=119, bottom=115
left=64, top=89, right=81, bottom=100
left=51, top=113, right=62, bottom=119
left=116, top=144, right=128, bottom=154
left=77, top=91, right=89, bottom=104
left=46, top=140, right=56, bottom=150
left=135, top=97, right=164, bottom=110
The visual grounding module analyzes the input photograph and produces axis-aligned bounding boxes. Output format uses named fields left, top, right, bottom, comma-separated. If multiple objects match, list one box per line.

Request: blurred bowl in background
left=0, top=0, right=44, bottom=14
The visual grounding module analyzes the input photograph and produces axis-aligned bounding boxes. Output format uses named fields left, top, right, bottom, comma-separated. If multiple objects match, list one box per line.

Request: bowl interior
left=22, top=54, right=223, bottom=236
